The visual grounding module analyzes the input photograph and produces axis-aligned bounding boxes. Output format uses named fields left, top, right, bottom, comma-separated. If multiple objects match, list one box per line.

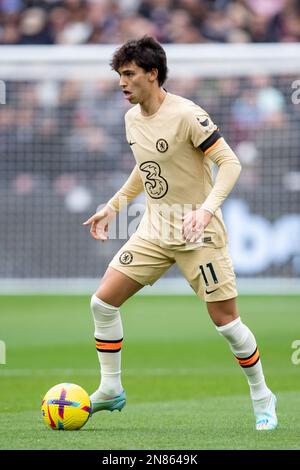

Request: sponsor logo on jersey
left=139, top=161, right=168, bottom=199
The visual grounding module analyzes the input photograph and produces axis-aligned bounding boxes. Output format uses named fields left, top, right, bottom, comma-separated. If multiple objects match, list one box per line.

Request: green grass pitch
left=0, top=294, right=299, bottom=450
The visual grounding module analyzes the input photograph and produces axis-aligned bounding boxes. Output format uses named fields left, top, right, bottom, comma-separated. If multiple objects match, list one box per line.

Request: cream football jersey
left=124, top=92, right=229, bottom=250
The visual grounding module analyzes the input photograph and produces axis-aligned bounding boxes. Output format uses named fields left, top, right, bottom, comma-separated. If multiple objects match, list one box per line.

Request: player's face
left=118, top=62, right=157, bottom=104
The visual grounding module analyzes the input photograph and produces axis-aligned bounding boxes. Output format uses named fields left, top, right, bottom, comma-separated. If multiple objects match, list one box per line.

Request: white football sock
left=216, top=317, right=271, bottom=400
left=90, top=294, right=123, bottom=399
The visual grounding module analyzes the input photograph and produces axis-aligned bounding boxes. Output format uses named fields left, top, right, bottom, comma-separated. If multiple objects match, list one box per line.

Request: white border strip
left=0, top=278, right=299, bottom=295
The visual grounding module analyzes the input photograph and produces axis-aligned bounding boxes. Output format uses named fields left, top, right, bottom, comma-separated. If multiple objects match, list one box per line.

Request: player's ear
left=148, top=68, right=158, bottom=82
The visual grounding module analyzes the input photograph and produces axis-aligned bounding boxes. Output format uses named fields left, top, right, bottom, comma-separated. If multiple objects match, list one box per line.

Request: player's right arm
left=83, top=165, right=144, bottom=240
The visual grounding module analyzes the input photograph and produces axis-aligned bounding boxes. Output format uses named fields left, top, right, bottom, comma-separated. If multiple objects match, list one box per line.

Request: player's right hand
left=82, top=205, right=116, bottom=241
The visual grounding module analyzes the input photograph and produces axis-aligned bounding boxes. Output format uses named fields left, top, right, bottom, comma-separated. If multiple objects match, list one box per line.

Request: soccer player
left=83, top=36, right=277, bottom=431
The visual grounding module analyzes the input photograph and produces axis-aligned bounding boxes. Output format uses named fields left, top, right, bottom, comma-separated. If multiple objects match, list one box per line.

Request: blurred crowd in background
left=1, top=1, right=300, bottom=277
left=2, top=74, right=300, bottom=196
left=1, top=1, right=300, bottom=208
left=1, top=73, right=299, bottom=277
left=1, top=73, right=299, bottom=278
left=1, top=0, right=300, bottom=45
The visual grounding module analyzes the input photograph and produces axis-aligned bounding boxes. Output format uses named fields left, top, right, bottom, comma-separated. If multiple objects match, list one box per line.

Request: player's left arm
left=182, top=110, right=241, bottom=242
left=200, top=134, right=242, bottom=215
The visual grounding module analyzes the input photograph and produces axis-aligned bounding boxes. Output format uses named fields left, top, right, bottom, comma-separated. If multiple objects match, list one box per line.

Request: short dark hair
left=110, top=36, right=168, bottom=86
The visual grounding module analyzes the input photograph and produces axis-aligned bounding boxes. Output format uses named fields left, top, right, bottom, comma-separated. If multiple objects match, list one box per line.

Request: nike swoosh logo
left=199, top=118, right=209, bottom=126
left=205, top=288, right=219, bottom=294
left=129, top=141, right=136, bottom=146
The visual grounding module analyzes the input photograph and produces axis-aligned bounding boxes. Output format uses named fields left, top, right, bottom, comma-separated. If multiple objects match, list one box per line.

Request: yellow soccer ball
left=41, top=383, right=91, bottom=430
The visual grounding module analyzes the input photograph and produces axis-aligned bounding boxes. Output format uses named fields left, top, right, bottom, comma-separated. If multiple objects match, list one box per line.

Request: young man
left=83, top=36, right=277, bottom=430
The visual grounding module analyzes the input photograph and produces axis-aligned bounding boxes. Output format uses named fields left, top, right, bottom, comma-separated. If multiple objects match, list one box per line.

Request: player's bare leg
left=90, top=267, right=143, bottom=414
left=206, top=297, right=238, bottom=326
left=206, top=297, right=277, bottom=430
left=95, top=267, right=143, bottom=306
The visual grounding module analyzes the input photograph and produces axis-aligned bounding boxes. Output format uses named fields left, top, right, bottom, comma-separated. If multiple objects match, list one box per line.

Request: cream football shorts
left=109, top=233, right=237, bottom=302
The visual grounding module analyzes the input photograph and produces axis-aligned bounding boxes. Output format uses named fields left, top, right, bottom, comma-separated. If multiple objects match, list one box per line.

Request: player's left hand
left=182, top=207, right=213, bottom=243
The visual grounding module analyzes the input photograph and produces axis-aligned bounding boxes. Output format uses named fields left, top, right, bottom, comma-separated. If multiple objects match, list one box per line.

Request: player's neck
left=139, top=88, right=167, bottom=117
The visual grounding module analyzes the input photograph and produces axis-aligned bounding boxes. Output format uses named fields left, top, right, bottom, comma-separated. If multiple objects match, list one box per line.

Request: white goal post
left=1, top=43, right=300, bottom=78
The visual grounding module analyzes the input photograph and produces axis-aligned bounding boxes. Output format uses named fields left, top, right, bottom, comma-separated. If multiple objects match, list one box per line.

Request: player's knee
left=90, top=294, right=123, bottom=337
left=90, top=294, right=119, bottom=318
